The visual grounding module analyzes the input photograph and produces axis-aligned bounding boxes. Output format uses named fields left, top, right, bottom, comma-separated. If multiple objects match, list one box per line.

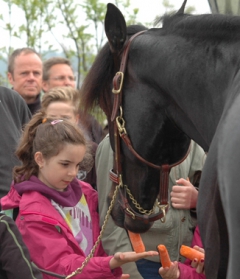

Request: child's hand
left=191, top=246, right=205, bottom=274
left=171, top=178, right=198, bottom=209
left=109, top=250, right=158, bottom=269
left=159, top=261, right=180, bottom=279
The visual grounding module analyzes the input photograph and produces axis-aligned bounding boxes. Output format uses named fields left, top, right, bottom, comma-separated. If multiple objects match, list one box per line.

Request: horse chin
left=110, top=202, right=153, bottom=232
left=124, top=215, right=153, bottom=233
left=110, top=199, right=125, bottom=228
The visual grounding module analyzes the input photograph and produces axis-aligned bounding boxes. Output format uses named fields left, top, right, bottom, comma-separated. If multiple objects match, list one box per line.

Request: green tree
left=2, top=0, right=55, bottom=53
left=81, top=0, right=106, bottom=54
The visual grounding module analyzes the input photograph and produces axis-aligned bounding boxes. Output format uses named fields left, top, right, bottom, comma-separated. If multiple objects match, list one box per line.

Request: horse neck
left=165, top=68, right=238, bottom=151
left=149, top=36, right=240, bottom=150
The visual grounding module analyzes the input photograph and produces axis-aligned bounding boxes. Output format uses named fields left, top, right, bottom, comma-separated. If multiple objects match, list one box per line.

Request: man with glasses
left=42, top=57, right=76, bottom=91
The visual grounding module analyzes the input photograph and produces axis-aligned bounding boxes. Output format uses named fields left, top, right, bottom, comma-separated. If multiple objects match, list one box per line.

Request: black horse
left=81, top=1, right=240, bottom=278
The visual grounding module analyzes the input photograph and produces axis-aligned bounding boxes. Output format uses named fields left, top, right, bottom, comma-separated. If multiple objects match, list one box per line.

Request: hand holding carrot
left=159, top=261, right=180, bottom=279
left=157, top=245, right=180, bottom=279
left=110, top=230, right=157, bottom=270
left=183, top=245, right=205, bottom=274
left=180, top=245, right=205, bottom=262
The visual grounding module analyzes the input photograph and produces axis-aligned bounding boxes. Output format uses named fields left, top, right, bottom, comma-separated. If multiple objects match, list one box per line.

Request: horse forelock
left=80, top=24, right=148, bottom=118
left=161, top=13, right=240, bottom=42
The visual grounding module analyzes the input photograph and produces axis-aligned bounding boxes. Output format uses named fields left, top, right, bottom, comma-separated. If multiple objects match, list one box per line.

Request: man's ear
left=34, top=151, right=44, bottom=168
left=7, top=72, right=14, bottom=85
left=42, top=81, right=49, bottom=93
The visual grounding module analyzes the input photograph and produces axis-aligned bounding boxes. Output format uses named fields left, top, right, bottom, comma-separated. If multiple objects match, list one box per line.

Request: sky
left=0, top=0, right=212, bottom=54
left=104, top=0, right=212, bottom=24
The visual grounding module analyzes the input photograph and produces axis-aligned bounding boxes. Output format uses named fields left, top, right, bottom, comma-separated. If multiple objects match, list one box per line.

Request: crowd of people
left=0, top=47, right=207, bottom=279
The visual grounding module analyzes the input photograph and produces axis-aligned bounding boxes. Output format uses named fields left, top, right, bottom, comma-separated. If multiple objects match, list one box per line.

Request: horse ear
left=176, top=0, right=187, bottom=14
left=104, top=3, right=127, bottom=53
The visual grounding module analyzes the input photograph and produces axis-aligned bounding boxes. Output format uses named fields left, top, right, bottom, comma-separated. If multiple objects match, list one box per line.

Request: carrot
left=157, top=244, right=171, bottom=268
left=128, top=230, right=145, bottom=253
left=180, top=245, right=205, bottom=262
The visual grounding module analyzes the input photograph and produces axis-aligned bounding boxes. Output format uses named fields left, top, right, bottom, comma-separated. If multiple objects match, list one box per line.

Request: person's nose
left=68, top=166, right=78, bottom=177
left=27, top=72, right=35, bottom=80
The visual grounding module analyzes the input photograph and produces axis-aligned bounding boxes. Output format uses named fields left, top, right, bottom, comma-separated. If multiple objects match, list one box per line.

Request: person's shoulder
left=98, top=133, right=110, bottom=147
left=0, top=213, right=11, bottom=221
left=96, top=133, right=112, bottom=156
left=190, top=140, right=206, bottom=158
left=0, top=86, right=17, bottom=98
left=0, top=86, right=26, bottom=104
left=0, top=213, right=17, bottom=229
left=0, top=86, right=31, bottom=124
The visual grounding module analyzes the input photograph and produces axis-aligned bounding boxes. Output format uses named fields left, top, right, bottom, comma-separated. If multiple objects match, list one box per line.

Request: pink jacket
left=1, top=179, right=122, bottom=279
left=178, top=226, right=205, bottom=279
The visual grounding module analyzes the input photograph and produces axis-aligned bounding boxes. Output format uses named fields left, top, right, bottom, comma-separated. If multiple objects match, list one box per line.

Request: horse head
left=81, top=2, right=240, bottom=279
left=81, top=2, right=190, bottom=232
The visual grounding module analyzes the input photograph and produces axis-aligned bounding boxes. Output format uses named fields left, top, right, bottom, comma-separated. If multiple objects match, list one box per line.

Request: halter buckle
left=112, top=72, right=124, bottom=94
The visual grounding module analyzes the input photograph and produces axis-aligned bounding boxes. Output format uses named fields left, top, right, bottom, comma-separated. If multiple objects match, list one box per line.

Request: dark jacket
left=0, top=87, right=31, bottom=198
left=0, top=213, right=42, bottom=279
left=27, top=93, right=41, bottom=115
left=78, top=111, right=105, bottom=144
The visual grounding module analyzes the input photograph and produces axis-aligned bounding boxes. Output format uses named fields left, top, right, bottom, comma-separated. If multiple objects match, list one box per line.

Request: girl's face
left=35, top=143, right=86, bottom=191
left=45, top=101, right=79, bottom=124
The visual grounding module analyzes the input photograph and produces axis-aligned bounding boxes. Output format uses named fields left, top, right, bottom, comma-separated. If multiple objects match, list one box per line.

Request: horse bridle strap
left=110, top=30, right=191, bottom=223
left=111, top=30, right=147, bottom=122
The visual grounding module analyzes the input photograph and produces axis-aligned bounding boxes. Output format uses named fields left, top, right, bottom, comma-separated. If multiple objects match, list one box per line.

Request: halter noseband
left=109, top=30, right=190, bottom=224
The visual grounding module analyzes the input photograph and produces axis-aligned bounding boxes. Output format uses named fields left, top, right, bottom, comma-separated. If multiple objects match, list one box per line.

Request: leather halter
left=109, top=30, right=190, bottom=223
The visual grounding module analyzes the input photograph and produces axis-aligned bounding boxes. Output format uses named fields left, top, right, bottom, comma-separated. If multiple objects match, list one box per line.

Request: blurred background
left=0, top=0, right=236, bottom=124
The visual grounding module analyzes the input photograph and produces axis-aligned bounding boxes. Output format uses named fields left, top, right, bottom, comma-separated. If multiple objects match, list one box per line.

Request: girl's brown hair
left=13, top=111, right=86, bottom=183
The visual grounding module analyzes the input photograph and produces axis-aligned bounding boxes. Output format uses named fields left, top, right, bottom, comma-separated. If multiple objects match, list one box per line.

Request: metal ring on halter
left=116, top=116, right=127, bottom=136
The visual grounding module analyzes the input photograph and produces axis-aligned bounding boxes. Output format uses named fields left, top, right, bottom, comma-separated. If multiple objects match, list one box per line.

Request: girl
left=0, top=112, right=158, bottom=279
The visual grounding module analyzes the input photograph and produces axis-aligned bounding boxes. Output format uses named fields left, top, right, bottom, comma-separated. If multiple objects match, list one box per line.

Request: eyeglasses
left=50, top=75, right=76, bottom=82
left=77, top=170, right=87, bottom=180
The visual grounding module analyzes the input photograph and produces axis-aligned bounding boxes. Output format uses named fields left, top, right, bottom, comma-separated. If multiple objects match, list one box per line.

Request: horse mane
left=80, top=24, right=148, bottom=116
left=161, top=12, right=240, bottom=41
